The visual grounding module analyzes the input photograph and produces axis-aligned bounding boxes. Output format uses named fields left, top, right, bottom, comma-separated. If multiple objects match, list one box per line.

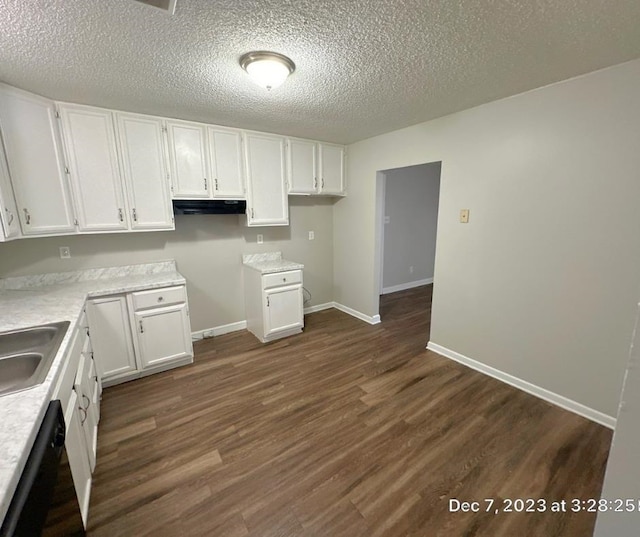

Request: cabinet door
left=318, top=143, right=346, bottom=195
left=134, top=303, right=193, bottom=369
left=74, top=353, right=98, bottom=472
left=86, top=296, right=138, bottom=381
left=117, top=113, right=174, bottom=230
left=207, top=126, right=245, bottom=199
left=0, top=134, right=20, bottom=240
left=65, top=390, right=92, bottom=528
left=0, top=85, right=75, bottom=234
left=264, top=285, right=304, bottom=337
left=58, top=104, right=128, bottom=232
left=244, top=132, right=288, bottom=226
left=286, top=138, right=317, bottom=194
left=166, top=120, right=209, bottom=198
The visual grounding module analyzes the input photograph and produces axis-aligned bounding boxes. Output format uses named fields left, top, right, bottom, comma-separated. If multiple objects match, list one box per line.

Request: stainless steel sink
left=0, top=321, right=70, bottom=396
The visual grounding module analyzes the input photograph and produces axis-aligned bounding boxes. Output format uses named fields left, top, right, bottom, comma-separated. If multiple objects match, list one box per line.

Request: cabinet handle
left=79, top=406, right=87, bottom=425
left=321, top=178, right=325, bottom=188
left=313, top=177, right=317, bottom=189
left=82, top=393, right=90, bottom=411
left=282, top=277, right=286, bottom=282
left=139, top=320, right=144, bottom=333
left=204, top=178, right=208, bottom=190
left=266, top=296, right=270, bottom=307
left=5, top=208, right=13, bottom=226
left=23, top=208, right=30, bottom=225
left=251, top=208, right=255, bottom=219
left=157, top=296, right=164, bottom=302
left=132, top=208, right=137, bottom=222
left=118, top=208, right=124, bottom=222
left=214, top=178, right=219, bottom=190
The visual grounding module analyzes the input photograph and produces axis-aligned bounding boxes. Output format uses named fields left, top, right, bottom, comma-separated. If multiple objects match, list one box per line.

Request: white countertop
left=0, top=261, right=186, bottom=523
left=242, top=252, right=304, bottom=274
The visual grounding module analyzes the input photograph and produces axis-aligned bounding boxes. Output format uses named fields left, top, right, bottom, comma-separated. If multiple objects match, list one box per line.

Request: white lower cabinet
left=65, top=390, right=92, bottom=527
left=244, top=268, right=304, bottom=342
left=86, top=295, right=138, bottom=382
left=134, top=303, right=192, bottom=369
left=52, top=311, right=97, bottom=529
left=88, top=285, right=193, bottom=386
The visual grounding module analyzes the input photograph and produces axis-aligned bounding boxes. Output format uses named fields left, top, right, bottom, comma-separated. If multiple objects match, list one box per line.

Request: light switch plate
left=460, top=209, right=470, bottom=223
left=257, top=234, right=264, bottom=244
left=308, top=231, right=315, bottom=240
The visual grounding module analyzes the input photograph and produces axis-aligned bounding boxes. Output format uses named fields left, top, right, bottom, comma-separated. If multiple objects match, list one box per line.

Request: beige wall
left=0, top=198, right=334, bottom=331
left=335, top=59, right=640, bottom=417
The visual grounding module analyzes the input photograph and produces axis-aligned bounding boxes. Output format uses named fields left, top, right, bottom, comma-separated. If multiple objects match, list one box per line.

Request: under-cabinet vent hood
left=172, top=200, right=246, bottom=215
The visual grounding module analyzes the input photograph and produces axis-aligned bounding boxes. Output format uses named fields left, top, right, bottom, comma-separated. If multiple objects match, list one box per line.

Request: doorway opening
left=374, top=162, right=442, bottom=327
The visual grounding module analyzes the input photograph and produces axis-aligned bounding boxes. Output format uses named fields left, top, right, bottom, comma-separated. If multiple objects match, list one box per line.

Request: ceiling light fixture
left=239, top=51, right=295, bottom=90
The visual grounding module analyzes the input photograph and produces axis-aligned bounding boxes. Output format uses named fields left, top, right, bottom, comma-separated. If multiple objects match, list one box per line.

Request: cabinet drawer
left=131, top=286, right=186, bottom=311
left=52, top=325, right=83, bottom=413
left=262, top=270, right=302, bottom=290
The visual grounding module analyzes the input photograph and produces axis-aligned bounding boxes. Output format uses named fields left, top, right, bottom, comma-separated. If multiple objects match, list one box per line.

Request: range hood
left=172, top=200, right=246, bottom=215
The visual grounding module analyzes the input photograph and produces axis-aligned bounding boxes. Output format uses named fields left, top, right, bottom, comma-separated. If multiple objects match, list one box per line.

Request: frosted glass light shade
left=240, top=51, right=295, bottom=90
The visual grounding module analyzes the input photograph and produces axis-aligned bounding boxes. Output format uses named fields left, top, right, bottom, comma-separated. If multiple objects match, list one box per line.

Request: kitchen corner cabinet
left=244, top=268, right=304, bottom=342
left=0, top=84, right=76, bottom=235
left=166, top=119, right=210, bottom=198
left=244, top=132, right=288, bottom=226
left=86, top=295, right=138, bottom=383
left=58, top=103, right=128, bottom=232
left=88, top=285, right=193, bottom=387
left=0, top=137, right=20, bottom=241
left=318, top=143, right=346, bottom=195
left=116, top=112, right=174, bottom=230
left=286, top=138, right=346, bottom=196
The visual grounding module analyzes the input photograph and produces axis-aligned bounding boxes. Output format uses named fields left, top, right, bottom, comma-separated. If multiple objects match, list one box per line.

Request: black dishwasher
left=0, top=400, right=65, bottom=537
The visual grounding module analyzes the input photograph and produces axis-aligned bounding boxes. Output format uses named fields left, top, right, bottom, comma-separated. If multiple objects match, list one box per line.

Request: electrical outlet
left=257, top=234, right=263, bottom=244
left=460, top=209, right=470, bottom=223
left=308, top=231, right=315, bottom=240
left=409, top=266, right=414, bottom=274
left=59, top=246, right=71, bottom=259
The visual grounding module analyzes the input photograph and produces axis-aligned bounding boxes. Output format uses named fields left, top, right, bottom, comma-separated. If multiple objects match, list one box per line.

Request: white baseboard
left=333, top=302, right=381, bottom=325
left=304, top=302, right=334, bottom=314
left=382, top=278, right=433, bottom=295
left=192, top=320, right=247, bottom=341
left=192, top=302, right=381, bottom=342
left=426, top=341, right=616, bottom=429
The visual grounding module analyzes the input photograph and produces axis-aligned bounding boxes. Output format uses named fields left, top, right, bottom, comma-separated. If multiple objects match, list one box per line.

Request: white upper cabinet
left=243, top=132, right=288, bottom=226
left=318, top=143, right=346, bottom=195
left=0, top=137, right=20, bottom=241
left=116, top=113, right=174, bottom=230
left=166, top=120, right=209, bottom=198
left=286, top=138, right=317, bottom=195
left=58, top=103, right=128, bottom=232
left=207, top=126, right=245, bottom=199
left=0, top=85, right=76, bottom=235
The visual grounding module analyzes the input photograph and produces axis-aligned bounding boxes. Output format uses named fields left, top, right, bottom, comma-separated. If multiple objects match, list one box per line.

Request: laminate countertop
left=242, top=251, right=304, bottom=274
left=0, top=261, right=186, bottom=524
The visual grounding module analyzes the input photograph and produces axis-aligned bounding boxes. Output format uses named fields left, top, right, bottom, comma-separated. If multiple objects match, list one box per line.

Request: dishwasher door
left=0, top=400, right=65, bottom=537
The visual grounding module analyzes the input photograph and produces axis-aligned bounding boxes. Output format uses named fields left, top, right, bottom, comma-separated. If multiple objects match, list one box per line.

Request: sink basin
left=0, top=321, right=70, bottom=396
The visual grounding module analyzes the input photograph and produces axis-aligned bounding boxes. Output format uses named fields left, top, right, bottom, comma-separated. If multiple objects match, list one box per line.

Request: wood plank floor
left=86, top=285, right=612, bottom=536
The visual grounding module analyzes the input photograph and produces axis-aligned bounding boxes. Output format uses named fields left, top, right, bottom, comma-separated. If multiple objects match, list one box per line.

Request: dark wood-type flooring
left=85, top=285, right=612, bottom=536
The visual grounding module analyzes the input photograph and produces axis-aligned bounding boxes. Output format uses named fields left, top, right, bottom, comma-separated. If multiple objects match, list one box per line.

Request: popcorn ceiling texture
left=1, top=0, right=639, bottom=144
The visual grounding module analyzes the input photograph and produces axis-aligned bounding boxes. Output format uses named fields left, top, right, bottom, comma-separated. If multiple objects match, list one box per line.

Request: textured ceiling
left=1, top=1, right=640, bottom=144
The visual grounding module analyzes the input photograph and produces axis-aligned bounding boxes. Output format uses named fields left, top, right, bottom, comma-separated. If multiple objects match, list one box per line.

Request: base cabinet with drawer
left=244, top=268, right=304, bottom=343
left=51, top=308, right=101, bottom=528
left=87, top=285, right=194, bottom=387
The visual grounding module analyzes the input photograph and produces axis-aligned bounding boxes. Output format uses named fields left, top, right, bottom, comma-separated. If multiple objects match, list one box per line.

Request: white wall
left=334, top=59, right=640, bottom=418
left=382, top=163, right=440, bottom=292
left=0, top=198, right=334, bottom=332
left=595, top=300, right=640, bottom=535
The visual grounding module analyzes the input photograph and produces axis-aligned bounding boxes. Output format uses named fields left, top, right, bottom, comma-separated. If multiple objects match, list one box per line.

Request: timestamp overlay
left=448, top=498, right=640, bottom=514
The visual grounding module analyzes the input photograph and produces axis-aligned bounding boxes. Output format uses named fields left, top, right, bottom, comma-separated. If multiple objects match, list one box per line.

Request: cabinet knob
left=157, top=296, right=164, bottom=302
left=282, top=277, right=286, bottom=282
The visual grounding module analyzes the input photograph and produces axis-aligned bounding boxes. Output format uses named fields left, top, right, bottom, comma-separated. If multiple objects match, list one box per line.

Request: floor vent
left=133, top=0, right=177, bottom=14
